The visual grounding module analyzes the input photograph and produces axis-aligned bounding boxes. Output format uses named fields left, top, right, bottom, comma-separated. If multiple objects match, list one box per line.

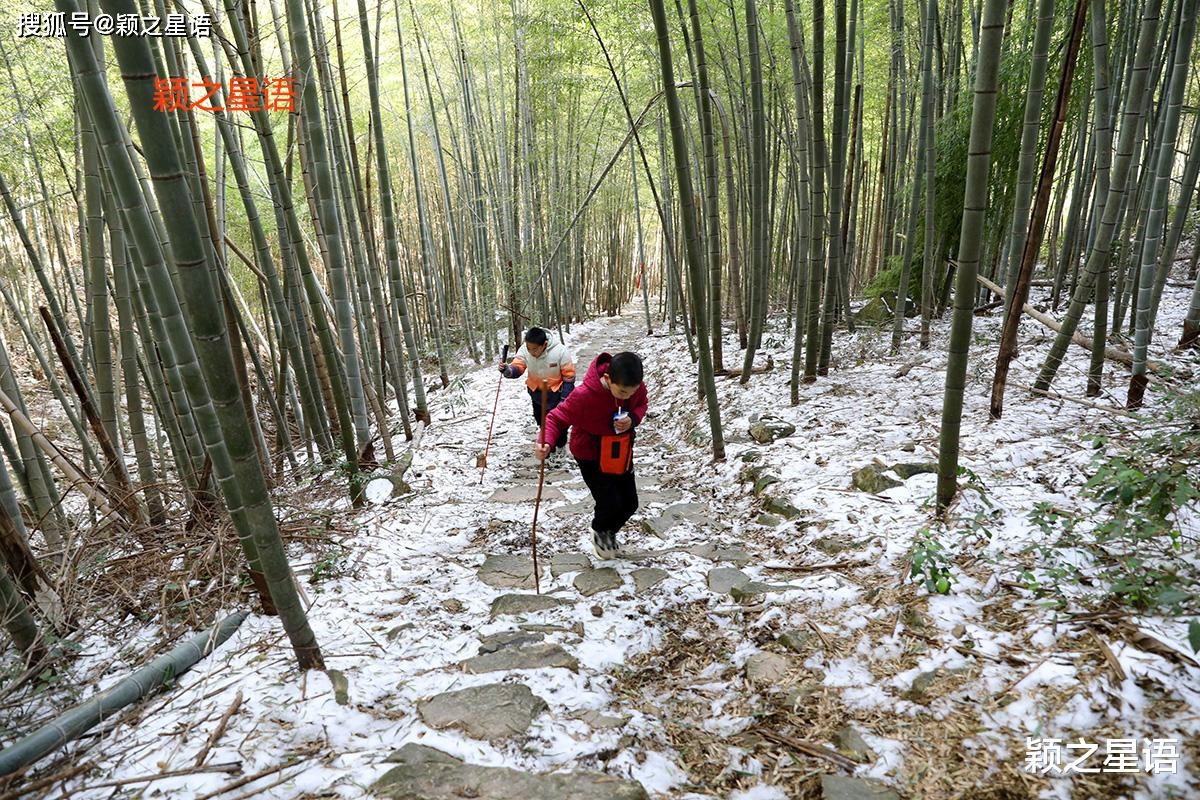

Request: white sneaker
left=591, top=530, right=620, bottom=559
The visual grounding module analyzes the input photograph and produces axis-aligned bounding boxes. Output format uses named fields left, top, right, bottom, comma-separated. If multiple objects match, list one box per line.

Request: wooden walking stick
left=479, top=344, right=509, bottom=484
left=528, top=385, right=549, bottom=594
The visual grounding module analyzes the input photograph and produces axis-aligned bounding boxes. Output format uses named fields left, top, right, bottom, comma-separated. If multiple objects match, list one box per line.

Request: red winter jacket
left=540, top=353, right=649, bottom=462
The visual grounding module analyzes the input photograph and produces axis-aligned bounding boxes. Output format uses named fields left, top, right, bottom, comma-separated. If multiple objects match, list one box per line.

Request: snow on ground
left=3, top=279, right=1199, bottom=799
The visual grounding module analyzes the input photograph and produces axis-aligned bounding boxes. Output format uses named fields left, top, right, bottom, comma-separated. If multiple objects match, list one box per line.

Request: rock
left=780, top=679, right=822, bottom=708
left=489, top=485, right=564, bottom=504
left=631, top=567, right=669, bottom=593
left=460, top=643, right=579, bottom=674
left=416, top=683, right=548, bottom=740
left=637, top=484, right=685, bottom=506
left=745, top=652, right=792, bottom=686
left=489, top=593, right=569, bottom=618
left=550, top=500, right=592, bottom=517
left=654, top=502, right=713, bottom=532
left=706, top=567, right=750, bottom=594
left=639, top=517, right=676, bottom=537
left=478, top=555, right=540, bottom=590
left=519, top=622, right=584, bottom=636
left=574, top=568, right=623, bottom=597
left=590, top=605, right=604, bottom=617
left=550, top=552, right=592, bottom=576
left=569, top=708, right=630, bottom=730
left=384, top=743, right=463, bottom=765
left=835, top=725, right=877, bottom=762
left=441, top=599, right=464, bottom=614
left=748, top=415, right=797, bottom=444
left=903, top=669, right=941, bottom=702
left=756, top=513, right=782, bottom=527
left=753, top=474, right=781, bottom=495
left=778, top=630, right=813, bottom=653
left=477, top=630, right=545, bottom=654
left=820, top=775, right=900, bottom=800
left=890, top=461, right=938, bottom=479
left=688, top=544, right=752, bottom=565
left=813, top=535, right=856, bottom=555
left=900, top=606, right=932, bottom=629
left=730, top=581, right=792, bottom=603
left=852, top=464, right=902, bottom=494
left=740, top=464, right=767, bottom=483
left=372, top=760, right=650, bottom=800
left=762, top=496, right=803, bottom=519
left=854, top=295, right=892, bottom=325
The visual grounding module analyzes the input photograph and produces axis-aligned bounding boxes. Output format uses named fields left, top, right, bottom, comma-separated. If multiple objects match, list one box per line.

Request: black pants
left=577, top=458, right=638, bottom=534
left=529, top=388, right=568, bottom=449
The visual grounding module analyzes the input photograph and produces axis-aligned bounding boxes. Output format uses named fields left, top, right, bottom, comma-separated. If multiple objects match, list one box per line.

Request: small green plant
left=1024, top=391, right=1200, bottom=621
left=911, top=529, right=955, bottom=595
left=310, top=548, right=351, bottom=588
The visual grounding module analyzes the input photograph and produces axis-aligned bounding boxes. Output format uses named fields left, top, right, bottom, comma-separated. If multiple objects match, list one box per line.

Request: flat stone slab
left=384, top=743, right=463, bottom=765
left=416, top=683, right=547, bottom=740
left=706, top=566, right=750, bottom=594
left=745, top=651, right=793, bottom=685
left=489, top=485, right=564, bottom=504
left=574, top=568, right=623, bottom=597
left=490, top=593, right=570, bottom=618
left=461, top=643, right=579, bottom=674
left=550, top=552, right=592, bottom=576
left=687, top=544, right=752, bottom=565
left=372, top=760, right=649, bottom=800
left=638, top=488, right=685, bottom=505
left=639, top=516, right=676, bottom=537
left=479, top=555, right=540, bottom=589
left=662, top=501, right=710, bottom=523
left=632, top=567, right=668, bottom=593
left=820, top=775, right=900, bottom=800
left=477, top=630, right=545, bottom=654
left=548, top=500, right=592, bottom=517
left=730, top=581, right=797, bottom=603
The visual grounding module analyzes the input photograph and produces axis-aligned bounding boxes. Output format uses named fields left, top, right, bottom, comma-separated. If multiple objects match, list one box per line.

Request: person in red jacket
left=535, top=351, right=648, bottom=559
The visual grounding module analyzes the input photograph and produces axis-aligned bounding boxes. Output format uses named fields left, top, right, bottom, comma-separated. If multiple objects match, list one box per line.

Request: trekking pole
left=479, top=344, right=509, bottom=484
left=528, top=385, right=548, bottom=594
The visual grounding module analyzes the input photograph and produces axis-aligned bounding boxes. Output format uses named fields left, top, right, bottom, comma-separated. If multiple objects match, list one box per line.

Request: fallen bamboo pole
left=976, top=274, right=1162, bottom=373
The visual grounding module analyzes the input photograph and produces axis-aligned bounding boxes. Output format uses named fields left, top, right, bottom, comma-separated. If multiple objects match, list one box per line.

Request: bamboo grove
left=0, top=0, right=1197, bottom=669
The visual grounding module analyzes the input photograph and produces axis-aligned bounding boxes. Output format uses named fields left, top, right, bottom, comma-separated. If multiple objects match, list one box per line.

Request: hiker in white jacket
left=500, top=326, right=577, bottom=451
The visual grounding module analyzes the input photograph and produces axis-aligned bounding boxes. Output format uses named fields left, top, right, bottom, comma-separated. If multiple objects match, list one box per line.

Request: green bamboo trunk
left=936, top=0, right=1008, bottom=510
left=76, top=0, right=323, bottom=669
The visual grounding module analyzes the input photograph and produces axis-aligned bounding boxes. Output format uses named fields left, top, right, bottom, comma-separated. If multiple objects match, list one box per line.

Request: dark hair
left=609, top=352, right=643, bottom=386
left=524, top=327, right=548, bottom=346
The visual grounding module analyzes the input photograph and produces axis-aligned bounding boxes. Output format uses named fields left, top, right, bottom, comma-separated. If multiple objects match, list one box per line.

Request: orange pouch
left=599, top=433, right=632, bottom=475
